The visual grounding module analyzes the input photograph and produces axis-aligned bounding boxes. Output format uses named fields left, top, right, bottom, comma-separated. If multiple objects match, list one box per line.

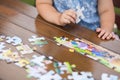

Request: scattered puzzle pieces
left=0, top=34, right=120, bottom=80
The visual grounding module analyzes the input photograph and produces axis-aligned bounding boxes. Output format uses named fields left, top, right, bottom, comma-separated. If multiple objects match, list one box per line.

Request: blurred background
left=20, top=0, right=120, bottom=37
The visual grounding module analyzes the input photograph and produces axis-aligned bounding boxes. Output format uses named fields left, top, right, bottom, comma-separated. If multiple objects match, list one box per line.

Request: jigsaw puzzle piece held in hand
left=76, top=5, right=85, bottom=23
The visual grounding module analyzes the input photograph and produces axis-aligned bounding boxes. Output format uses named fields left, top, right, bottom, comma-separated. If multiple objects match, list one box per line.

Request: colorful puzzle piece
left=28, top=36, right=48, bottom=47
left=28, top=36, right=45, bottom=42
left=64, top=62, right=74, bottom=74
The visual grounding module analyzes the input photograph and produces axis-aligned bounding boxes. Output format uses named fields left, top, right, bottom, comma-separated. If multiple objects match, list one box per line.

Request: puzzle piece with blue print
left=6, top=36, right=22, bottom=45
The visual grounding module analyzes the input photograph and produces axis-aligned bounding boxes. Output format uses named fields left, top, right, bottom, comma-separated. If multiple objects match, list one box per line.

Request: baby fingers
left=101, top=32, right=115, bottom=40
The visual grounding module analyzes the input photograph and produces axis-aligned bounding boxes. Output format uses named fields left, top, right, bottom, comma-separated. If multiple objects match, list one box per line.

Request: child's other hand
left=96, top=28, right=115, bottom=40
left=59, top=9, right=77, bottom=26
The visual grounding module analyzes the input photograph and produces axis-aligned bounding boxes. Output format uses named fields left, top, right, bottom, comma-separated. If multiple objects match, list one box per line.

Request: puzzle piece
left=0, top=54, right=3, bottom=60
left=30, top=55, right=46, bottom=68
left=6, top=36, right=22, bottom=45
left=32, top=40, right=48, bottom=47
left=2, top=49, right=21, bottom=63
left=26, top=65, right=47, bottom=79
left=53, top=61, right=76, bottom=74
left=28, top=36, right=48, bottom=47
left=16, top=44, right=33, bottom=54
left=0, top=35, right=6, bottom=41
left=0, top=42, right=6, bottom=52
left=28, top=36, right=45, bottom=42
left=27, top=70, right=42, bottom=79
left=39, top=70, right=62, bottom=80
left=53, top=61, right=61, bottom=74
left=68, top=72, right=94, bottom=80
left=54, top=37, right=73, bottom=48
left=64, top=62, right=74, bottom=74
left=15, top=58, right=30, bottom=67
left=101, top=73, right=118, bottom=80
left=53, top=62, right=68, bottom=74
left=76, top=5, right=85, bottom=23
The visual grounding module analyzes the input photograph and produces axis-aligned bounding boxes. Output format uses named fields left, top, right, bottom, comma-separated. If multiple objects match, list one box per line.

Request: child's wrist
left=56, top=13, right=63, bottom=26
left=56, top=14, right=65, bottom=26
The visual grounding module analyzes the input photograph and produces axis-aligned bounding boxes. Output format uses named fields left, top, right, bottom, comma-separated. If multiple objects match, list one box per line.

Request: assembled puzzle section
left=54, top=36, right=120, bottom=73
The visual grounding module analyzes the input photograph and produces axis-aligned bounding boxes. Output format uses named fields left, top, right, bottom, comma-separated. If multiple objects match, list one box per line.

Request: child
left=36, top=0, right=116, bottom=40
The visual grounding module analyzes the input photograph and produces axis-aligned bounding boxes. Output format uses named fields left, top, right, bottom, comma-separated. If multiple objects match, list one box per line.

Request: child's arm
left=97, top=0, right=115, bottom=40
left=36, top=0, right=76, bottom=26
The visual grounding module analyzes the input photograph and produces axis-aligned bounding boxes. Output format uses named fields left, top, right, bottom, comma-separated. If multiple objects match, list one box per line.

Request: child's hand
left=59, top=9, right=77, bottom=26
left=96, top=28, right=115, bottom=40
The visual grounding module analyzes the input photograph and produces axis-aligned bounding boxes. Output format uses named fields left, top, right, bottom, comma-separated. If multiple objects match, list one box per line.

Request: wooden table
left=0, top=0, right=120, bottom=80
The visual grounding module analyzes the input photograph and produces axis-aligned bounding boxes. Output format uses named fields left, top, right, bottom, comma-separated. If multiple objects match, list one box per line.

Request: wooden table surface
left=0, top=0, right=120, bottom=80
